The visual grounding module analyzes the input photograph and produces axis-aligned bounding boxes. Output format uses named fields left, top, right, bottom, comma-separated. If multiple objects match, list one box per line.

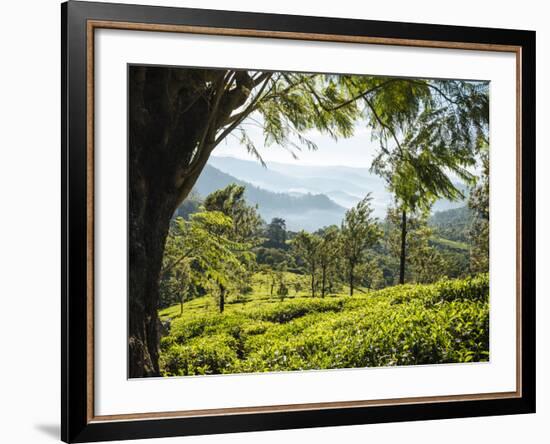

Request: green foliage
left=363, top=78, right=488, bottom=287
left=162, top=183, right=270, bottom=312
left=316, top=225, right=341, bottom=297
left=249, top=298, right=344, bottom=323
left=255, top=246, right=294, bottom=268
left=341, top=195, right=382, bottom=295
left=292, top=231, right=322, bottom=297
left=385, top=207, right=448, bottom=284
left=161, top=334, right=240, bottom=376
left=429, top=206, right=473, bottom=244
left=264, top=218, right=288, bottom=249
left=469, top=149, right=489, bottom=274
left=159, top=274, right=489, bottom=376
left=159, top=257, right=194, bottom=313
left=215, top=72, right=488, bottom=188
left=202, top=183, right=263, bottom=243
left=368, top=79, right=488, bottom=208
left=431, top=237, right=469, bottom=252
left=361, top=257, right=386, bottom=290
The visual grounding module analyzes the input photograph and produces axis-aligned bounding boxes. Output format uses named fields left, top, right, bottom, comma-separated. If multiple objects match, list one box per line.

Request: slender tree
left=387, top=209, right=447, bottom=284
left=275, top=263, right=289, bottom=301
left=370, top=79, right=489, bottom=284
left=363, top=257, right=385, bottom=290
left=317, top=226, right=341, bottom=298
left=293, top=279, right=303, bottom=296
left=341, top=196, right=381, bottom=296
left=265, top=218, right=288, bottom=249
left=292, top=231, right=322, bottom=297
left=162, top=210, right=252, bottom=316
left=158, top=254, right=193, bottom=314
left=173, top=259, right=192, bottom=316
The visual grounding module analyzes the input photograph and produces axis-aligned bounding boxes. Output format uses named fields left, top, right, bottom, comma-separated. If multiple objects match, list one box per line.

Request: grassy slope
left=430, top=236, right=469, bottom=252
left=159, top=273, right=489, bottom=376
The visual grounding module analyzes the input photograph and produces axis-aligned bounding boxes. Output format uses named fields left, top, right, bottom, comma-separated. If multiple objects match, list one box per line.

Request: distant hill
left=325, top=190, right=364, bottom=208
left=209, top=155, right=383, bottom=196
left=429, top=205, right=473, bottom=244
left=208, top=155, right=467, bottom=216
left=191, top=165, right=347, bottom=231
left=178, top=156, right=472, bottom=231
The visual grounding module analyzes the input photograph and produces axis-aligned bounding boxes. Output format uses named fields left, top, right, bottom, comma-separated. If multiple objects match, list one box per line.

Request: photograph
left=128, top=65, right=490, bottom=378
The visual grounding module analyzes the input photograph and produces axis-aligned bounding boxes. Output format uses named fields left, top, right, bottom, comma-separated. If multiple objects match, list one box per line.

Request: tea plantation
left=159, top=273, right=489, bottom=376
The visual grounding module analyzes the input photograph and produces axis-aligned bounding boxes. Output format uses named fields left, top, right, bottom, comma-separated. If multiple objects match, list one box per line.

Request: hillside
left=209, top=155, right=388, bottom=213
left=210, top=155, right=382, bottom=196
left=209, top=155, right=468, bottom=215
left=159, top=273, right=489, bottom=376
left=191, top=164, right=347, bottom=231
left=429, top=205, right=473, bottom=243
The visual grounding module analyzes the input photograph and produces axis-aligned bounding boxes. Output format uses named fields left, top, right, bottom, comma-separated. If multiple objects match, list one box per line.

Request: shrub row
left=160, top=274, right=489, bottom=376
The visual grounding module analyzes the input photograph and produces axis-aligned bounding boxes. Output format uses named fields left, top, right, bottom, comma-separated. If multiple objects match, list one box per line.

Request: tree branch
left=223, top=75, right=276, bottom=127
left=405, top=79, right=460, bottom=105
left=251, top=72, right=272, bottom=88
left=162, top=247, right=195, bottom=276
left=364, top=97, right=404, bottom=156
left=213, top=74, right=273, bottom=149
left=181, top=75, right=227, bottom=181
left=261, top=73, right=318, bottom=101
left=324, top=79, right=400, bottom=112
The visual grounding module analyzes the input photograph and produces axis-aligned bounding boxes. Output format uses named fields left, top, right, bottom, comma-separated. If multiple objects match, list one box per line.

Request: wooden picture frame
left=62, top=1, right=536, bottom=442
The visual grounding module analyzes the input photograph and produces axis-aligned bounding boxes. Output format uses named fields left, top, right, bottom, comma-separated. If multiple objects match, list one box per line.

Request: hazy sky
left=213, top=115, right=379, bottom=169
left=212, top=113, right=481, bottom=182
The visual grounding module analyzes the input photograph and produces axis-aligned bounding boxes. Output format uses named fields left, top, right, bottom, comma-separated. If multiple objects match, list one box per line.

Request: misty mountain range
left=208, top=156, right=388, bottom=212
left=186, top=155, right=467, bottom=231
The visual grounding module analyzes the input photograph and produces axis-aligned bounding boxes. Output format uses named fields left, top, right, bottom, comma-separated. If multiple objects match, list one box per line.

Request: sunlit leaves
left=203, top=183, right=264, bottom=244
left=341, top=195, right=382, bottom=295
left=468, top=148, right=489, bottom=274
left=159, top=274, right=489, bottom=375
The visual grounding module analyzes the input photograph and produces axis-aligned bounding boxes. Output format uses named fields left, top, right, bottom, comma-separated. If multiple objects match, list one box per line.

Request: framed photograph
left=61, top=1, right=535, bottom=442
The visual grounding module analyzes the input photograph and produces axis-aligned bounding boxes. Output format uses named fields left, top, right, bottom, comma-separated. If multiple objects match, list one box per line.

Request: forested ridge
left=178, top=164, right=346, bottom=231
left=177, top=160, right=469, bottom=231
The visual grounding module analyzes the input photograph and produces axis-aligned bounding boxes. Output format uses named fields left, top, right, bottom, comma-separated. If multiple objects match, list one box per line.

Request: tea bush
left=159, top=274, right=489, bottom=376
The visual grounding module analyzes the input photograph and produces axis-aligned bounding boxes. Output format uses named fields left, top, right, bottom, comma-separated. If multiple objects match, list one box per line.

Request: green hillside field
left=158, top=273, right=489, bottom=376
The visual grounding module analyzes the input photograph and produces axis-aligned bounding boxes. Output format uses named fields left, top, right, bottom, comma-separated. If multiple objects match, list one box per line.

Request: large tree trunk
left=127, top=66, right=255, bottom=377
left=399, top=210, right=407, bottom=285
left=128, top=190, right=176, bottom=377
left=321, top=266, right=326, bottom=298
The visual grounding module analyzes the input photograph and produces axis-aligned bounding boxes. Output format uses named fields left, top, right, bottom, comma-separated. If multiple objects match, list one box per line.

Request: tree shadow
left=34, top=423, right=59, bottom=440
